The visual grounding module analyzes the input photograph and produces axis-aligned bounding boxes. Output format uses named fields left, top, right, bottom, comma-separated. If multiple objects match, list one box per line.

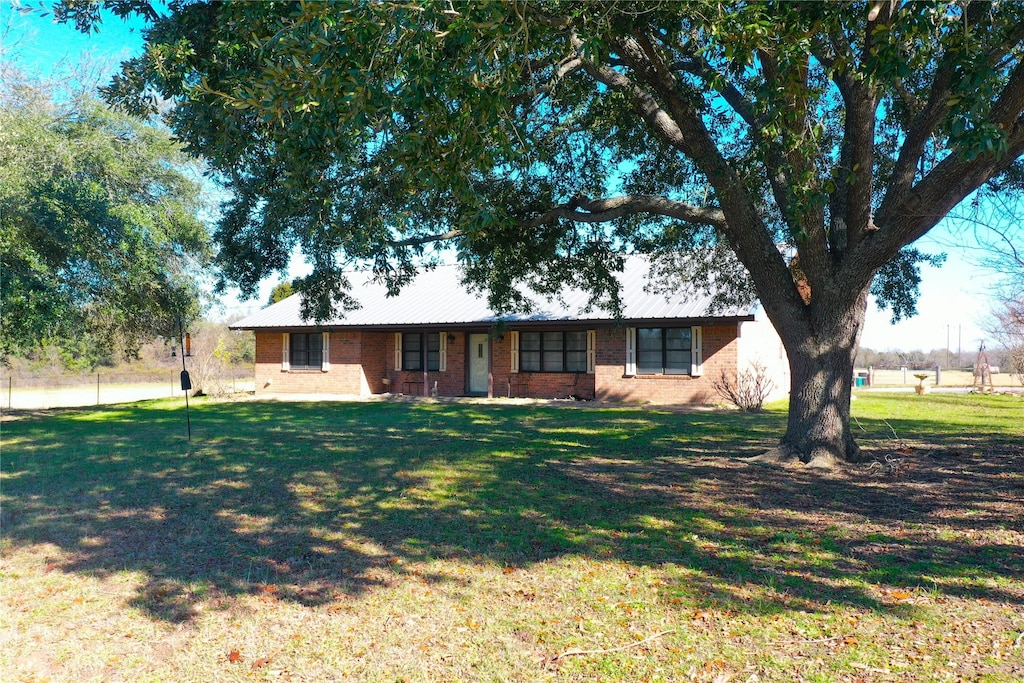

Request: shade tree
left=58, top=0, right=1024, bottom=467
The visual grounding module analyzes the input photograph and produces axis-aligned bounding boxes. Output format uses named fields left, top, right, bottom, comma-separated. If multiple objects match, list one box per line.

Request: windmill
left=973, top=342, right=994, bottom=391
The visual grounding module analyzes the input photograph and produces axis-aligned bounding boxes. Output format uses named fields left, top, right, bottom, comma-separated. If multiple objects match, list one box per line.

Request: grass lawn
left=1, top=393, right=1022, bottom=682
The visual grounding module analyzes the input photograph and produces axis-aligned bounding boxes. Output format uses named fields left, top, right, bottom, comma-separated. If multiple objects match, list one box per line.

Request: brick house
left=230, top=257, right=789, bottom=404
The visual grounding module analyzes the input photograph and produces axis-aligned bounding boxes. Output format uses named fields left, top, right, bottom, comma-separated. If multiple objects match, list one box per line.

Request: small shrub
left=713, top=361, right=775, bottom=412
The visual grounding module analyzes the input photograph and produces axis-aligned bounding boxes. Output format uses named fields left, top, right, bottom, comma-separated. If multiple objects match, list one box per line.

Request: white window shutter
left=438, top=332, right=447, bottom=372
left=282, top=333, right=290, bottom=371
left=691, top=326, right=703, bottom=376
left=394, top=333, right=402, bottom=371
left=625, top=327, right=636, bottom=376
left=587, top=329, right=596, bottom=374
left=321, top=332, right=330, bottom=371
left=509, top=331, right=519, bottom=374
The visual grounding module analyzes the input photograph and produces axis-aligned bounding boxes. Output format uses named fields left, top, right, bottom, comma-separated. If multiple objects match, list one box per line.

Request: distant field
left=857, top=368, right=1021, bottom=388
left=2, top=394, right=1022, bottom=682
left=0, top=378, right=255, bottom=410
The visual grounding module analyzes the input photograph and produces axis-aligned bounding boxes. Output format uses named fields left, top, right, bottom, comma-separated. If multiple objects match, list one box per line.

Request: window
left=520, top=331, right=588, bottom=372
left=402, top=332, right=440, bottom=371
left=290, top=332, right=323, bottom=370
left=637, top=327, right=691, bottom=375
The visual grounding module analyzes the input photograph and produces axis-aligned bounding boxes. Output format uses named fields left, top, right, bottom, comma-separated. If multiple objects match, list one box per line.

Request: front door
left=468, top=333, right=489, bottom=394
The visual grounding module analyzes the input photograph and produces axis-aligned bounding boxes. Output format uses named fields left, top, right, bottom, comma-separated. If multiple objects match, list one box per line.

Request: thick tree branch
left=826, top=2, right=887, bottom=263
left=578, top=33, right=810, bottom=336
left=990, top=58, right=1024, bottom=127
left=525, top=195, right=725, bottom=228
left=845, top=120, right=1024, bottom=288
left=389, top=229, right=462, bottom=248
left=572, top=34, right=690, bottom=152
left=883, top=2, right=1009, bottom=206
left=667, top=56, right=758, bottom=127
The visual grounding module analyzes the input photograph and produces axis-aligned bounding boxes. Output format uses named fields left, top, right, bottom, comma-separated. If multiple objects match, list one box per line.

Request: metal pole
left=7, top=376, right=11, bottom=410
left=179, top=318, right=191, bottom=443
left=97, top=373, right=100, bottom=406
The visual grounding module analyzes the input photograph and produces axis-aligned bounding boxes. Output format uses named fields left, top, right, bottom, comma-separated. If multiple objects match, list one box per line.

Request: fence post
left=97, top=373, right=101, bottom=406
left=7, top=376, right=11, bottom=410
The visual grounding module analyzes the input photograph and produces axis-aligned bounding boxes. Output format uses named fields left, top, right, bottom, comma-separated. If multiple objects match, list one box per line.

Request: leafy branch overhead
left=60, top=0, right=1024, bottom=466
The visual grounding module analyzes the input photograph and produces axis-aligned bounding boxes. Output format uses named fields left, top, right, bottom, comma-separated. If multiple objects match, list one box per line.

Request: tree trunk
left=756, top=288, right=868, bottom=469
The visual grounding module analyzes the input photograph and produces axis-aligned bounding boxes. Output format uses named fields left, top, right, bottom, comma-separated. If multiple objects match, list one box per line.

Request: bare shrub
left=713, top=361, right=775, bottom=412
left=184, top=323, right=251, bottom=397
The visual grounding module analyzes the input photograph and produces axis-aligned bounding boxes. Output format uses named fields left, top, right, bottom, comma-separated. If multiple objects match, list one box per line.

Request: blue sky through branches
left=2, top=3, right=1003, bottom=352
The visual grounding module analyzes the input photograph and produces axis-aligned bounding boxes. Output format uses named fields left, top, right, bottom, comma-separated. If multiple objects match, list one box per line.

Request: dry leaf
left=891, top=590, right=912, bottom=601
left=252, top=657, right=273, bottom=670
left=227, top=650, right=243, bottom=663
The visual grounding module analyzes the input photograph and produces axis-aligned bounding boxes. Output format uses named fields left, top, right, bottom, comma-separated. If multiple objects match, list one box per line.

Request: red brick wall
left=254, top=332, right=371, bottom=395
left=491, top=334, right=596, bottom=399
left=384, top=332, right=468, bottom=397
left=251, top=324, right=737, bottom=403
left=594, top=324, right=737, bottom=404
left=361, top=332, right=388, bottom=394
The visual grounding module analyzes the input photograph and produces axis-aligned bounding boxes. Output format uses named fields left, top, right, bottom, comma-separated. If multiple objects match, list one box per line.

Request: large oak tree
left=63, top=0, right=1024, bottom=467
left=0, top=68, right=209, bottom=359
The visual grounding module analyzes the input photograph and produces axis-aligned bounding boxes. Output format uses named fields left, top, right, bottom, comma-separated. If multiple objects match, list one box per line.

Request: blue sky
left=1, top=2, right=1005, bottom=352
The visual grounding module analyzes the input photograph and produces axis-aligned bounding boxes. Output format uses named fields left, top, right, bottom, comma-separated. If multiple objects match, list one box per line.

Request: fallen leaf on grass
left=227, top=650, right=243, bottom=663
left=252, top=657, right=273, bottom=670
left=890, top=590, right=912, bottom=601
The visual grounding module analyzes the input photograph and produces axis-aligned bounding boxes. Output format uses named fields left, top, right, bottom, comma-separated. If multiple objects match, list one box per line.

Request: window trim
left=400, top=332, right=442, bottom=372
left=518, top=330, right=589, bottom=373
left=289, top=331, right=325, bottom=371
left=635, top=327, right=693, bottom=376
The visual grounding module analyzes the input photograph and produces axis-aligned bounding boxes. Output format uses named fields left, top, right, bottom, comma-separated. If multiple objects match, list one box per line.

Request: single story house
left=229, top=256, right=789, bottom=404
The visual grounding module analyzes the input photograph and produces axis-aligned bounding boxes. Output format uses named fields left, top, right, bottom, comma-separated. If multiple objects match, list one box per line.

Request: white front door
left=468, top=333, right=489, bottom=394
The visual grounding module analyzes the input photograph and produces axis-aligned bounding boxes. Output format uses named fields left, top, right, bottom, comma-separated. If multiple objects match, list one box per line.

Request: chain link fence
left=0, top=371, right=254, bottom=411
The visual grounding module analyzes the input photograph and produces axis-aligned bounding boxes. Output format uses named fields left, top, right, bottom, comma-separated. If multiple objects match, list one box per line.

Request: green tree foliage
left=61, top=1, right=1024, bottom=466
left=0, top=69, right=210, bottom=360
left=267, top=280, right=295, bottom=306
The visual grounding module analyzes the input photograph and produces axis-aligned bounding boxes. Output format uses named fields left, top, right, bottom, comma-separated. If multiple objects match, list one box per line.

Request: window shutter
left=394, top=333, right=402, bottom=371
left=321, top=332, right=331, bottom=371
left=625, top=327, right=636, bottom=376
left=691, top=326, right=703, bottom=376
left=509, top=331, right=519, bottom=373
left=438, top=332, right=447, bottom=372
left=282, top=333, right=290, bottom=371
left=586, top=330, right=596, bottom=374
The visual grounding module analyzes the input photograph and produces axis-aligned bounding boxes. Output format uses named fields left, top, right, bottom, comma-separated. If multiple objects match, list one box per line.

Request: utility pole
left=945, top=325, right=950, bottom=369
left=958, top=325, right=962, bottom=367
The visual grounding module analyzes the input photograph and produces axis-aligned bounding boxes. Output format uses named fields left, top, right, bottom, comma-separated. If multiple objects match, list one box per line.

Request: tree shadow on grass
left=1, top=397, right=1021, bottom=623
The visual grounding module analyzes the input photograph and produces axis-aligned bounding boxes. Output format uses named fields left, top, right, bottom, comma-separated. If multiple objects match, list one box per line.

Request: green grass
left=2, top=393, right=1022, bottom=681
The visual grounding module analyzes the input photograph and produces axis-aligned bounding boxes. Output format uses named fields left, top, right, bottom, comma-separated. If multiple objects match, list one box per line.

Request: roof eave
left=229, top=313, right=756, bottom=333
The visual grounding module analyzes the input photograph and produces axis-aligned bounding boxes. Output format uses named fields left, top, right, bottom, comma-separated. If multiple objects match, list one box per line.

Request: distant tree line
left=856, top=345, right=1017, bottom=371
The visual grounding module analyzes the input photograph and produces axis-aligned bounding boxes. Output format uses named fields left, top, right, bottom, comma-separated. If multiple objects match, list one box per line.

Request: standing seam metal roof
left=229, top=256, right=755, bottom=330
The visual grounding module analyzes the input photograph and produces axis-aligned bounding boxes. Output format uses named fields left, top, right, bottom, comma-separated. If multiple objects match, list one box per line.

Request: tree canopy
left=0, top=69, right=210, bottom=359
left=268, top=280, right=296, bottom=306
left=60, top=0, right=1024, bottom=466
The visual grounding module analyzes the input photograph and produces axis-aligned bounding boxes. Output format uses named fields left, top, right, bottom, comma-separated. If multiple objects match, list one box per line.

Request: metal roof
left=230, top=255, right=756, bottom=330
